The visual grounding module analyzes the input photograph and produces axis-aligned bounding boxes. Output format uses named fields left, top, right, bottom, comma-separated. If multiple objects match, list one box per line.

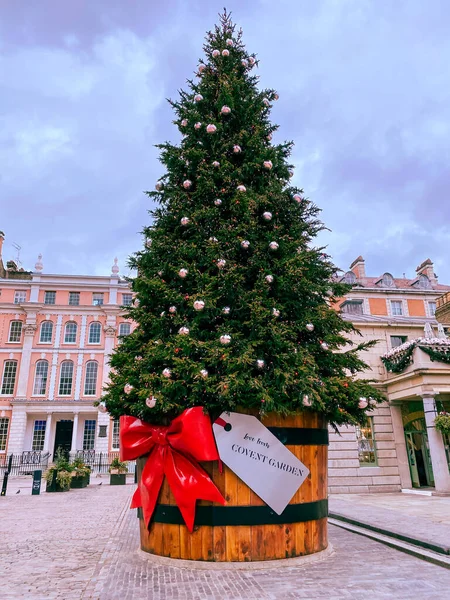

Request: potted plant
left=109, top=457, right=128, bottom=485
left=45, top=449, right=72, bottom=492
left=70, top=457, right=91, bottom=489
left=435, top=411, right=450, bottom=436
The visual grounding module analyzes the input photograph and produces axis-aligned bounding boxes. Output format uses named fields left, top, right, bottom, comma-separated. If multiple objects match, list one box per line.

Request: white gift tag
left=213, top=411, right=309, bottom=515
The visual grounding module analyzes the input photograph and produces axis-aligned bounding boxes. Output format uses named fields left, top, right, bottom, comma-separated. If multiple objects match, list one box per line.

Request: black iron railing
left=0, top=451, right=51, bottom=476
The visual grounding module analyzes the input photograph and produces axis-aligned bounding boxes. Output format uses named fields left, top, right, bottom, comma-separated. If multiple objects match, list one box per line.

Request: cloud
left=0, top=0, right=449, bottom=286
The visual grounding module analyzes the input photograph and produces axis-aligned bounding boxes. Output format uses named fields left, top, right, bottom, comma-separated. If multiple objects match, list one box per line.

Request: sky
left=1, top=0, right=450, bottom=282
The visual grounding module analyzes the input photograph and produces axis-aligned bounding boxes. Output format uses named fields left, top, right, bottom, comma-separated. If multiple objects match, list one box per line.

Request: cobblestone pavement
left=329, top=492, right=450, bottom=550
left=2, top=482, right=450, bottom=600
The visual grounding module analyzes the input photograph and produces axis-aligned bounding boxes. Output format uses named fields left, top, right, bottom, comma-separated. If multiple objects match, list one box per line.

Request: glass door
left=404, top=419, right=435, bottom=488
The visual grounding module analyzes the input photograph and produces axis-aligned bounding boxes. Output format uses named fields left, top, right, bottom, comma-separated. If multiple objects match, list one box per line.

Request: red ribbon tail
left=130, top=487, right=141, bottom=510
left=165, top=449, right=226, bottom=533
left=138, top=447, right=166, bottom=528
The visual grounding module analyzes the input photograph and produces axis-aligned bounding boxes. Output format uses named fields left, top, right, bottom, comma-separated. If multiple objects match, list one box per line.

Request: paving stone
left=2, top=482, right=450, bottom=599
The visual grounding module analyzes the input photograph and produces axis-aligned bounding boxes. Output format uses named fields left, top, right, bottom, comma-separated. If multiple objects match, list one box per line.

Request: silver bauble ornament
left=249, top=56, right=256, bottom=65
left=194, top=122, right=202, bottom=130
left=302, top=395, right=312, bottom=407
left=183, top=180, right=192, bottom=189
left=194, top=300, right=205, bottom=311
left=233, top=145, right=242, bottom=153
left=221, top=105, right=231, bottom=115
left=214, top=198, right=222, bottom=206
left=358, top=397, right=368, bottom=409
left=293, top=194, right=302, bottom=203
left=263, top=160, right=273, bottom=169
left=212, top=161, right=220, bottom=167
left=209, top=236, right=218, bottom=243
left=241, top=240, right=250, bottom=249
left=262, top=212, right=272, bottom=221
left=256, top=359, right=265, bottom=369
left=169, top=306, right=177, bottom=313
left=206, top=124, right=217, bottom=133
left=98, top=402, right=107, bottom=413
left=198, top=64, right=206, bottom=74
left=220, top=334, right=231, bottom=345
left=320, top=342, right=329, bottom=350
left=226, top=38, right=233, bottom=46
left=237, top=185, right=246, bottom=192
left=178, top=268, right=188, bottom=278
left=241, top=59, right=248, bottom=67
left=162, top=368, right=171, bottom=378
left=181, top=119, right=188, bottom=127
left=146, top=396, right=157, bottom=408
left=223, top=306, right=230, bottom=314
left=269, top=241, right=279, bottom=250
left=306, top=323, right=314, bottom=331
left=217, top=259, right=226, bottom=269
left=178, top=326, right=190, bottom=335
left=212, top=49, right=220, bottom=57
left=124, top=384, right=133, bottom=394
left=272, top=308, right=280, bottom=317
left=222, top=49, right=230, bottom=56
left=181, top=217, right=190, bottom=226
left=200, top=369, right=209, bottom=378
left=194, top=94, right=203, bottom=102
left=265, top=274, right=274, bottom=283
left=155, top=181, right=164, bottom=191
left=145, top=238, right=152, bottom=248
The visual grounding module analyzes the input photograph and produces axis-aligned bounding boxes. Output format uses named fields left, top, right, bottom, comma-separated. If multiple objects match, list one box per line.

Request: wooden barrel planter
left=137, top=410, right=328, bottom=561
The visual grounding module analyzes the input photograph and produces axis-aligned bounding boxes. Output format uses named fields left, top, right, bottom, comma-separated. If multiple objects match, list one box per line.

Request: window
left=14, top=291, right=26, bottom=304
left=390, top=300, right=403, bottom=316
left=381, top=273, right=395, bottom=288
left=342, top=271, right=357, bottom=285
left=340, top=300, right=364, bottom=315
left=418, top=274, right=431, bottom=289
left=39, top=321, right=53, bottom=343
left=92, top=293, right=104, bottom=306
left=428, top=302, right=437, bottom=317
left=8, top=320, right=23, bottom=343
left=58, top=361, right=74, bottom=396
left=88, top=322, right=101, bottom=344
left=68, top=292, right=80, bottom=306
left=64, top=322, right=78, bottom=344
left=33, top=360, right=49, bottom=395
left=112, top=419, right=120, bottom=450
left=118, top=323, right=131, bottom=338
left=32, top=420, right=46, bottom=451
left=0, top=418, right=9, bottom=451
left=1, top=361, right=18, bottom=395
left=356, top=417, right=377, bottom=466
left=390, top=336, right=407, bottom=348
left=84, top=361, right=98, bottom=396
left=122, top=293, right=133, bottom=306
left=44, top=291, right=56, bottom=305
left=83, top=420, right=96, bottom=450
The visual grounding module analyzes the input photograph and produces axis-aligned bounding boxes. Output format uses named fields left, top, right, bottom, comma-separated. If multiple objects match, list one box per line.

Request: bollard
left=1, top=455, right=13, bottom=497
left=32, top=470, right=42, bottom=496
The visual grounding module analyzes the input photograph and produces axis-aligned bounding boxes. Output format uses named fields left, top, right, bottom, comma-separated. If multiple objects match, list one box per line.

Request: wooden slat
left=224, top=462, right=240, bottom=561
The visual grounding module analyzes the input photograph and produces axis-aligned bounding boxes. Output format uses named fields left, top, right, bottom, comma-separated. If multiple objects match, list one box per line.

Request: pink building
left=0, top=232, right=132, bottom=459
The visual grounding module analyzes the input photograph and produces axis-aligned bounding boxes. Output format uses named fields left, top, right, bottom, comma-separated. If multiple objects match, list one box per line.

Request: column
left=16, top=324, right=37, bottom=398
left=95, top=410, right=110, bottom=453
left=390, top=404, right=412, bottom=489
left=71, top=413, right=79, bottom=452
left=6, top=406, right=27, bottom=454
left=423, top=394, right=450, bottom=493
left=42, top=413, right=53, bottom=454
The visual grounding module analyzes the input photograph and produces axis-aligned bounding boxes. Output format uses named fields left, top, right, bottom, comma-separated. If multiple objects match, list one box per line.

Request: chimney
left=416, top=258, right=437, bottom=283
left=350, top=256, right=366, bottom=279
left=0, top=231, right=4, bottom=258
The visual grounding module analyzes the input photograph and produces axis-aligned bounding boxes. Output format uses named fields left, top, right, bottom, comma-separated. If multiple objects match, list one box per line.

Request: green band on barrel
left=143, top=499, right=328, bottom=527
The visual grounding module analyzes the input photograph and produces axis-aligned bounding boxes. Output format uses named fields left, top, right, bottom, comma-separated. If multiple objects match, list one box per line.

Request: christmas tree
left=102, top=11, right=383, bottom=427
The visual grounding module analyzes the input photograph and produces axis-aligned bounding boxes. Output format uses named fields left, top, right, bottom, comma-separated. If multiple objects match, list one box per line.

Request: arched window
left=1, top=360, right=18, bottom=395
left=382, top=273, right=395, bottom=287
left=88, top=322, right=101, bottom=344
left=418, top=274, right=431, bottom=289
left=118, top=323, right=131, bottom=337
left=8, top=320, right=23, bottom=343
left=84, top=361, right=98, bottom=396
left=342, top=271, right=356, bottom=285
left=39, top=321, right=53, bottom=343
left=64, top=321, right=78, bottom=344
left=33, top=360, right=49, bottom=395
left=58, top=361, right=74, bottom=396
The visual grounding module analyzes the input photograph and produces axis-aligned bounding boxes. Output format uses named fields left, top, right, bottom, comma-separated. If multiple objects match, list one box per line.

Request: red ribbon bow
left=120, top=407, right=226, bottom=532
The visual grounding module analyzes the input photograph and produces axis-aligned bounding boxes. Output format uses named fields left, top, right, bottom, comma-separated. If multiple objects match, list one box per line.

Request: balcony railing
left=436, top=292, right=450, bottom=324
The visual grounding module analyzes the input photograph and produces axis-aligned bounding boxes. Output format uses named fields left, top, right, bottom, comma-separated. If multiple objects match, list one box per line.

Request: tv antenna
left=12, top=243, right=22, bottom=267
